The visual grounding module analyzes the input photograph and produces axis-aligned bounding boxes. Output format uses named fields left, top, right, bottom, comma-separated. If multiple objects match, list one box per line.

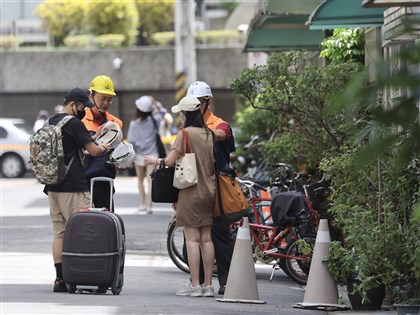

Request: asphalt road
left=0, top=175, right=329, bottom=315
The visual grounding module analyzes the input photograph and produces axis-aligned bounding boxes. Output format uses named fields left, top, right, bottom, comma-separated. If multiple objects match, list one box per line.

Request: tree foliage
left=36, top=0, right=174, bottom=47
left=86, top=0, right=138, bottom=46
left=35, top=0, right=88, bottom=46
left=135, top=0, right=174, bottom=45
left=339, top=32, right=420, bottom=165
left=320, top=28, right=365, bottom=63
left=231, top=51, right=364, bottom=169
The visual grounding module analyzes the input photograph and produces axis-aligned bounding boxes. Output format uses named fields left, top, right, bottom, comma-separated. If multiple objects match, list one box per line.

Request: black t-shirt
left=43, top=114, right=94, bottom=194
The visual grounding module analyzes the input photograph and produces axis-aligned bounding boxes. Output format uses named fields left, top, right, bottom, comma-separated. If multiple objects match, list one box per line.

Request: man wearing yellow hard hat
left=82, top=75, right=123, bottom=210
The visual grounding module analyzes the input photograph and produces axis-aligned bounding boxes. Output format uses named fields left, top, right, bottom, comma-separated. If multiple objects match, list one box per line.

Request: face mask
left=76, top=109, right=86, bottom=120
left=72, top=104, right=86, bottom=120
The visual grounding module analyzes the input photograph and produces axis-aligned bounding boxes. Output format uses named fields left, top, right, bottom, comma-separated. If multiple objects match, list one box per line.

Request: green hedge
left=64, top=34, right=125, bottom=48
left=64, top=35, right=92, bottom=48
left=151, top=29, right=241, bottom=46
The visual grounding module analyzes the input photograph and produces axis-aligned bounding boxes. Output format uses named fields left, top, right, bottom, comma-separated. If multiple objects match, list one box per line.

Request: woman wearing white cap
left=127, top=95, right=159, bottom=214
left=144, top=95, right=216, bottom=297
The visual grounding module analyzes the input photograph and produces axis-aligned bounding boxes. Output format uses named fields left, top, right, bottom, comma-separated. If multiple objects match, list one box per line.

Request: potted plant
left=392, top=277, right=420, bottom=315
left=325, top=29, right=420, bottom=314
left=322, top=144, right=419, bottom=311
left=324, top=228, right=387, bottom=310
left=390, top=207, right=420, bottom=315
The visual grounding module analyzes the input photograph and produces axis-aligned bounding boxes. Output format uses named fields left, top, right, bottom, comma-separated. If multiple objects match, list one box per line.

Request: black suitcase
left=62, top=177, right=125, bottom=295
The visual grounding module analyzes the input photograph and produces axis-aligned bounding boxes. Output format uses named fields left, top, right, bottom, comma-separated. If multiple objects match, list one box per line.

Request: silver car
left=0, top=118, right=32, bottom=178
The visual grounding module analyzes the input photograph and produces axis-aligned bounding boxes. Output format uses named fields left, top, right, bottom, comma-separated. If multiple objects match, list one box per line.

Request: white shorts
left=134, top=154, right=145, bottom=166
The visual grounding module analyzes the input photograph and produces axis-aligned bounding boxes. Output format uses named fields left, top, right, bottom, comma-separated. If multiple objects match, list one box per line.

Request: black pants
left=90, top=181, right=115, bottom=211
left=183, top=223, right=234, bottom=286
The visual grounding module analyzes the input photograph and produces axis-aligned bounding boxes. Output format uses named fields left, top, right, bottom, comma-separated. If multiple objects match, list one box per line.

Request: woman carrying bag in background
left=127, top=95, right=159, bottom=215
left=144, top=95, right=216, bottom=297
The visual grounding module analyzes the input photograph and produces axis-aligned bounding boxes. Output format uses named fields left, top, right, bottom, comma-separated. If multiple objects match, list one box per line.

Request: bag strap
left=215, top=171, right=225, bottom=216
left=50, top=115, right=78, bottom=176
left=211, top=132, right=224, bottom=214
left=151, top=117, right=160, bottom=135
left=180, top=128, right=193, bottom=156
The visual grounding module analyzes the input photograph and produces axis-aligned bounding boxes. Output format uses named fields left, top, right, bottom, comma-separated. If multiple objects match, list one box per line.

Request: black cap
left=64, top=87, right=94, bottom=108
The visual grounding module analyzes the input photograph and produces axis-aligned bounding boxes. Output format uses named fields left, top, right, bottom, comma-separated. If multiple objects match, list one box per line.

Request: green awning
left=245, top=18, right=325, bottom=52
left=307, top=0, right=385, bottom=30
left=244, top=0, right=325, bottom=52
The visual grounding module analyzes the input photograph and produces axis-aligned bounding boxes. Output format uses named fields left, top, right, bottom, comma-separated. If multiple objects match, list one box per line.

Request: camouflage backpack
left=29, top=115, right=75, bottom=185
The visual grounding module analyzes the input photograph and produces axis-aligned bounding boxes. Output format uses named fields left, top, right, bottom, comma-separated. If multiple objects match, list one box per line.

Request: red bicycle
left=234, top=178, right=323, bottom=285
left=166, top=176, right=329, bottom=285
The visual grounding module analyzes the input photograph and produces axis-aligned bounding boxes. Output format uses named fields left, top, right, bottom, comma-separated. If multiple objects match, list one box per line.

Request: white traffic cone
left=293, top=219, right=348, bottom=311
left=216, top=217, right=265, bottom=304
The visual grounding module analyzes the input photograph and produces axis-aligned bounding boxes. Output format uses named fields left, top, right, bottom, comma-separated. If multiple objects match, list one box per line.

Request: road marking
left=1, top=252, right=176, bottom=285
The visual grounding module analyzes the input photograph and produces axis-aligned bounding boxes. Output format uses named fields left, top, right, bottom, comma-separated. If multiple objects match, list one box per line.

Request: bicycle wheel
left=282, top=235, right=316, bottom=285
left=167, top=221, right=190, bottom=273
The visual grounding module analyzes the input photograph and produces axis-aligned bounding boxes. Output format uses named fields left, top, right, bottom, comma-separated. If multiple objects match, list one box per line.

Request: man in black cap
left=43, top=87, right=111, bottom=292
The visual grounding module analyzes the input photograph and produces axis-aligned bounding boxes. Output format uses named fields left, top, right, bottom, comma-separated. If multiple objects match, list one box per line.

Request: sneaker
left=146, top=208, right=153, bottom=215
left=176, top=284, right=203, bottom=297
left=202, top=285, right=214, bottom=297
left=218, top=285, right=225, bottom=295
left=53, top=278, right=68, bottom=293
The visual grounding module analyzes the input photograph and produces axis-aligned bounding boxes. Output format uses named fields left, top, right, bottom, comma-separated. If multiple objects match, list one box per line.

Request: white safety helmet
left=96, top=121, right=123, bottom=149
left=187, top=81, right=213, bottom=98
left=108, top=142, right=135, bottom=168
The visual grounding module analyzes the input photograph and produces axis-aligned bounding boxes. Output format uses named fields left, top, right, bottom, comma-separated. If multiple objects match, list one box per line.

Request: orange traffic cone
left=217, top=217, right=265, bottom=304
left=260, top=190, right=271, bottom=220
left=293, top=219, right=348, bottom=311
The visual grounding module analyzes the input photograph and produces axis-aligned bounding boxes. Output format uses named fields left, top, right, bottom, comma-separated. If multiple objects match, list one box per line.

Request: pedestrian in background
left=54, top=104, right=63, bottom=114
left=33, top=109, right=49, bottom=133
left=127, top=95, right=158, bottom=214
left=152, top=99, right=174, bottom=154
left=185, top=81, right=236, bottom=295
left=144, top=95, right=216, bottom=297
left=44, top=88, right=110, bottom=292
left=82, top=75, right=123, bottom=210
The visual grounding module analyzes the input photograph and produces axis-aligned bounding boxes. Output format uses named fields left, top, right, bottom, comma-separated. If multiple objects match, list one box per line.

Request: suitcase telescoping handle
left=90, top=177, right=114, bottom=212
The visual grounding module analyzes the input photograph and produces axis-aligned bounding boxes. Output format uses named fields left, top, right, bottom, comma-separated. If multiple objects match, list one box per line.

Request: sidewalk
left=0, top=176, right=401, bottom=314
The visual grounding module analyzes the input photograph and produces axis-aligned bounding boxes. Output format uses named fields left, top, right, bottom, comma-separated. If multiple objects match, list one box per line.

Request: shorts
left=134, top=154, right=145, bottom=166
left=48, top=191, right=91, bottom=239
left=135, top=153, right=158, bottom=166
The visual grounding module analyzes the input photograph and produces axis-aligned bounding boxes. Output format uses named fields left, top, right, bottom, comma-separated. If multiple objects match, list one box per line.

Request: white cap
left=135, top=96, right=153, bottom=112
left=187, top=81, right=213, bottom=98
left=171, top=95, right=201, bottom=113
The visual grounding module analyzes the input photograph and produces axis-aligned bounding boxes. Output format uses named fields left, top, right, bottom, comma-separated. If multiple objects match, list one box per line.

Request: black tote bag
left=150, top=160, right=179, bottom=203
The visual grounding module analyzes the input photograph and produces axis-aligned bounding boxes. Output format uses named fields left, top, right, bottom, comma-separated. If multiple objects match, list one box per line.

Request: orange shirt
left=82, top=108, right=123, bottom=133
left=204, top=112, right=232, bottom=142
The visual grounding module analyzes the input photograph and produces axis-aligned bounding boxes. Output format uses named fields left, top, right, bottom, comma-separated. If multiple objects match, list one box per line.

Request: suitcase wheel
left=67, top=284, right=77, bottom=294
left=111, top=286, right=122, bottom=295
left=97, top=286, right=108, bottom=294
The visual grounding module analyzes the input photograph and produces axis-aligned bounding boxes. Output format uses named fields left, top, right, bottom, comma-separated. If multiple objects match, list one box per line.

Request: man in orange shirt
left=82, top=75, right=123, bottom=209
left=186, top=81, right=235, bottom=295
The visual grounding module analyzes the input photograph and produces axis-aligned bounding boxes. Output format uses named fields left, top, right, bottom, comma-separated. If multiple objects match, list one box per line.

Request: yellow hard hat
left=89, top=75, right=116, bottom=96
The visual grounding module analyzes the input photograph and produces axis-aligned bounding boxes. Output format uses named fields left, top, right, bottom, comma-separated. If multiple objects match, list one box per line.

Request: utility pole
left=174, top=0, right=197, bottom=103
